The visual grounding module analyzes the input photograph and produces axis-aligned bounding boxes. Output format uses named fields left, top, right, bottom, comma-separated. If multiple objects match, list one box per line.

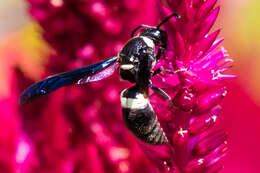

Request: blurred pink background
left=0, top=0, right=259, bottom=172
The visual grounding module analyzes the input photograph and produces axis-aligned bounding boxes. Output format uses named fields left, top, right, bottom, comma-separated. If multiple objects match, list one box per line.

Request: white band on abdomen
left=120, top=94, right=149, bottom=109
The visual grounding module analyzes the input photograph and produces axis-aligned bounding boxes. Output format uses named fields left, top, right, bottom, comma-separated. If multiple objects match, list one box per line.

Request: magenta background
left=0, top=0, right=260, bottom=172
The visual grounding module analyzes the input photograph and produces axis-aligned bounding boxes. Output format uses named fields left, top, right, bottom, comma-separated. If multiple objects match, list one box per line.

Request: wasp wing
left=77, top=62, right=119, bottom=84
left=19, top=56, right=118, bottom=105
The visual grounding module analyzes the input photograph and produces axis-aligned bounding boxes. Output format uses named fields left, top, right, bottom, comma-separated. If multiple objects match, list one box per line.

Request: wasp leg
left=149, top=85, right=173, bottom=108
left=152, top=68, right=188, bottom=76
left=155, top=47, right=166, bottom=60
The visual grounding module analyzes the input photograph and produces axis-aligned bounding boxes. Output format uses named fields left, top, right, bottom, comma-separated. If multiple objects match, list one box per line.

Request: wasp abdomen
left=120, top=88, right=168, bottom=145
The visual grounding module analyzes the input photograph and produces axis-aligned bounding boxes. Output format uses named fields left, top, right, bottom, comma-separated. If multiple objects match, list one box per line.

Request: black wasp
left=20, top=13, right=185, bottom=145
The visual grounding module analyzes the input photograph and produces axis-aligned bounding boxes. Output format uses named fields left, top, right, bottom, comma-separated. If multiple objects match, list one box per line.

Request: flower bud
left=194, top=130, right=227, bottom=155
left=139, top=143, right=172, bottom=161
left=139, top=143, right=174, bottom=171
left=184, top=143, right=227, bottom=172
left=194, top=86, right=227, bottom=114
left=173, top=127, right=189, bottom=146
left=189, top=106, right=222, bottom=135
left=173, top=88, right=196, bottom=112
left=204, top=143, right=228, bottom=167
left=184, top=157, right=207, bottom=173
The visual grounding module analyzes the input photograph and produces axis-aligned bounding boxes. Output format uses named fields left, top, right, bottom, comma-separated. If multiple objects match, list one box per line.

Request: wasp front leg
left=152, top=67, right=188, bottom=76
left=155, top=47, right=166, bottom=60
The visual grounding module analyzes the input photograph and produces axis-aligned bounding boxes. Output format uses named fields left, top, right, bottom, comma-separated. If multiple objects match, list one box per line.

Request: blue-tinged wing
left=19, top=56, right=118, bottom=105
left=77, top=62, right=119, bottom=84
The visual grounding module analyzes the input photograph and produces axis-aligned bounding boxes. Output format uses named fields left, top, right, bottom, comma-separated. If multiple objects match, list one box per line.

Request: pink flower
left=138, top=0, right=235, bottom=172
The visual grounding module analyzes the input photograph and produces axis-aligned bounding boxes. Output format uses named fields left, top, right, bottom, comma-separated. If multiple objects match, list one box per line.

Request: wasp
left=20, top=13, right=185, bottom=145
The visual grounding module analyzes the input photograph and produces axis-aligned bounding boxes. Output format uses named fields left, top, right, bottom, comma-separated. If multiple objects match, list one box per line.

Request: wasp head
left=138, top=28, right=167, bottom=48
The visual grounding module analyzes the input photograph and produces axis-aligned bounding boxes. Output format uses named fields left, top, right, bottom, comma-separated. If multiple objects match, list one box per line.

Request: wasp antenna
left=157, top=13, right=181, bottom=29
left=131, top=24, right=151, bottom=37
